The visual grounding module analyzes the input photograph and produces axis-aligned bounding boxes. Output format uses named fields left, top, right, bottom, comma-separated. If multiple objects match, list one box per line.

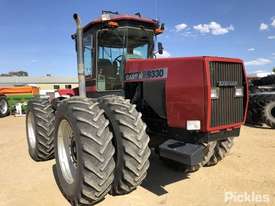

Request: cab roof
left=82, top=12, right=159, bottom=32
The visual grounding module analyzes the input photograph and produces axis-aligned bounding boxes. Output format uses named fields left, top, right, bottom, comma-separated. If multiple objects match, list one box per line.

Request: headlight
left=211, top=87, right=219, bottom=99
left=187, top=120, right=201, bottom=130
left=235, top=87, right=244, bottom=97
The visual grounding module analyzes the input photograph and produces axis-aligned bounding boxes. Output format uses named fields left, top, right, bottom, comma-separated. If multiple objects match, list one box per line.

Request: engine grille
left=209, top=62, right=245, bottom=127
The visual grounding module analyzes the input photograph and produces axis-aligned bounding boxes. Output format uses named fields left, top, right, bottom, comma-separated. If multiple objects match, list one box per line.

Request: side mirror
left=158, top=42, right=164, bottom=55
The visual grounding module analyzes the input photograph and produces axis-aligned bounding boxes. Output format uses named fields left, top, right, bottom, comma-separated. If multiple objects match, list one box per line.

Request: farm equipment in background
left=247, top=74, right=275, bottom=128
left=25, top=11, right=248, bottom=205
left=0, top=86, right=39, bottom=118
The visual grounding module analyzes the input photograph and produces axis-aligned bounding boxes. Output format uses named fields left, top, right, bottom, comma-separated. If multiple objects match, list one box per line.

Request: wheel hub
left=70, top=138, right=78, bottom=166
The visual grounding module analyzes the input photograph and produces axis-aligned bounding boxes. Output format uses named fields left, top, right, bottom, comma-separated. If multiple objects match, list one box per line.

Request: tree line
left=0, top=71, right=28, bottom=77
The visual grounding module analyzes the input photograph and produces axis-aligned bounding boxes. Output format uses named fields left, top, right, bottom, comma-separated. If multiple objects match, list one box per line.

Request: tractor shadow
left=53, top=153, right=190, bottom=198
left=141, top=151, right=190, bottom=196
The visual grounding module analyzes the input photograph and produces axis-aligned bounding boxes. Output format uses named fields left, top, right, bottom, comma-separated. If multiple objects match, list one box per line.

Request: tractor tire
left=0, top=95, right=10, bottom=118
left=261, top=95, right=275, bottom=128
left=99, top=95, right=150, bottom=195
left=160, top=141, right=217, bottom=172
left=205, top=137, right=234, bottom=166
left=54, top=97, right=115, bottom=205
left=246, top=95, right=264, bottom=125
left=26, top=98, right=55, bottom=161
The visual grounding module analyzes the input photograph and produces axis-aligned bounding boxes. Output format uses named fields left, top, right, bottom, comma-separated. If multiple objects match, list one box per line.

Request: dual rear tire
left=26, top=98, right=55, bottom=161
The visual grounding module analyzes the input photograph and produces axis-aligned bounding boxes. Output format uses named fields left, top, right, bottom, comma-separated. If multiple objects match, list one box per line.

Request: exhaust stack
left=73, top=13, right=86, bottom=97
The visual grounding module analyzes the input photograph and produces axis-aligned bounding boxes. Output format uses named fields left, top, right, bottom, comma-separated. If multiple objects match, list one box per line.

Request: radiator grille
left=210, top=62, right=244, bottom=127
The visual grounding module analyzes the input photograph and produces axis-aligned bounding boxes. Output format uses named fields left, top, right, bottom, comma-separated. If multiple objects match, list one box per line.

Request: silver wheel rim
left=27, top=111, right=36, bottom=150
left=0, top=99, right=8, bottom=114
left=57, top=119, right=77, bottom=184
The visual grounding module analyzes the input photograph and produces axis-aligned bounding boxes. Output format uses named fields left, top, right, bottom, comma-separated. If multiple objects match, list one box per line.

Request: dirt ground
left=0, top=116, right=274, bottom=206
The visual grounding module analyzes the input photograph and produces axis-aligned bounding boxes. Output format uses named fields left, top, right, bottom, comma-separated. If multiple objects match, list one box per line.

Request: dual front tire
left=55, top=98, right=116, bottom=205
left=26, top=96, right=150, bottom=205
left=99, top=96, right=151, bottom=195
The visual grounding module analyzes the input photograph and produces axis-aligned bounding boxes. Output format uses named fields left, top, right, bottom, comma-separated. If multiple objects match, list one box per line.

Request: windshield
left=96, top=27, right=154, bottom=91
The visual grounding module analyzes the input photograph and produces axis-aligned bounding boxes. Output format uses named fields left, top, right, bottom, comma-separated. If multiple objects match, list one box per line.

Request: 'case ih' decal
left=125, top=68, right=168, bottom=81
left=217, top=81, right=238, bottom=87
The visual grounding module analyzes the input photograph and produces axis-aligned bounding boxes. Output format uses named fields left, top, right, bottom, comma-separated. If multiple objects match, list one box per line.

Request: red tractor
left=26, top=11, right=248, bottom=205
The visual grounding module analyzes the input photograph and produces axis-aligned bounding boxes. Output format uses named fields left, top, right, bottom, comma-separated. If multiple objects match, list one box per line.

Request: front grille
left=210, top=62, right=244, bottom=127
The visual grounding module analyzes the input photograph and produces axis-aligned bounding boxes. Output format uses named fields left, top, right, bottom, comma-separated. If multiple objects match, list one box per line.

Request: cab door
left=83, top=34, right=96, bottom=93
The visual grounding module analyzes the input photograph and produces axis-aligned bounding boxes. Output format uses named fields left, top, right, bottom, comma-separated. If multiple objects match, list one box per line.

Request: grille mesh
left=210, top=62, right=244, bottom=127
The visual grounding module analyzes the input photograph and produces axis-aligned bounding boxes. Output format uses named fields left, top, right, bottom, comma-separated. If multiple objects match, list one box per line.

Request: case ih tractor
left=26, top=11, right=248, bottom=205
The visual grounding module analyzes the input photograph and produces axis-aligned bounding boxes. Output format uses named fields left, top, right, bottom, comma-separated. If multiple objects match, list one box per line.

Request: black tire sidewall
left=264, top=101, right=275, bottom=125
left=54, top=101, right=82, bottom=200
left=0, top=96, right=9, bottom=117
left=26, top=102, right=40, bottom=160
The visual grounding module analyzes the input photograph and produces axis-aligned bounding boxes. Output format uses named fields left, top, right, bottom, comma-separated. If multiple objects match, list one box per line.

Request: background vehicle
left=26, top=11, right=248, bottom=205
left=247, top=74, right=275, bottom=128
left=0, top=86, right=39, bottom=117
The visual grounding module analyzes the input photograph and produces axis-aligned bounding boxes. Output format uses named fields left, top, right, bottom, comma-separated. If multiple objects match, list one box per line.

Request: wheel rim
left=0, top=99, right=8, bottom=114
left=57, top=119, right=77, bottom=184
left=27, top=111, right=36, bottom=150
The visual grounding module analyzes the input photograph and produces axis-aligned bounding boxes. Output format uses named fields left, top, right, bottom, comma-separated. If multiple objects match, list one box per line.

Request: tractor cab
left=74, top=11, right=163, bottom=94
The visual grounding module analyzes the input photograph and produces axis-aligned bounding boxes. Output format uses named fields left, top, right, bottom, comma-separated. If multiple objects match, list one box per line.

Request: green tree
left=273, top=67, right=275, bottom=73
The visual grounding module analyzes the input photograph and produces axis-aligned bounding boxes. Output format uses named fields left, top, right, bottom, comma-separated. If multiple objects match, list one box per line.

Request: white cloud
left=245, top=58, right=272, bottom=66
left=248, top=48, right=255, bottom=51
left=248, top=70, right=272, bottom=77
left=156, top=50, right=171, bottom=58
left=193, top=24, right=210, bottom=33
left=272, top=53, right=275, bottom=56
left=175, top=23, right=188, bottom=32
left=193, top=21, right=234, bottom=35
left=268, top=36, right=275, bottom=40
left=259, top=23, right=269, bottom=31
left=271, top=19, right=275, bottom=28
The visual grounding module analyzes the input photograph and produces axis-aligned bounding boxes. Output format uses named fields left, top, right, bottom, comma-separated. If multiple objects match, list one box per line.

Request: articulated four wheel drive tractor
left=26, top=11, right=248, bottom=205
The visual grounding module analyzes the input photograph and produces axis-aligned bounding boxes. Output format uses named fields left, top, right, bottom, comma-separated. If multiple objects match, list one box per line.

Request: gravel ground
left=0, top=116, right=274, bottom=206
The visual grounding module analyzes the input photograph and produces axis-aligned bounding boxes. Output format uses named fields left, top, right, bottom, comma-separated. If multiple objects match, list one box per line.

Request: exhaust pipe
left=73, top=13, right=86, bottom=97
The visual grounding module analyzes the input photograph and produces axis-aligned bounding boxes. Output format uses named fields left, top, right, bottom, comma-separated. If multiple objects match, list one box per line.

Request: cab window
left=83, top=35, right=93, bottom=76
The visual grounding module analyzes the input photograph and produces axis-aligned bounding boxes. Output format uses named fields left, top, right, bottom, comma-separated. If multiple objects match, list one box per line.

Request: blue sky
left=0, top=0, right=274, bottom=76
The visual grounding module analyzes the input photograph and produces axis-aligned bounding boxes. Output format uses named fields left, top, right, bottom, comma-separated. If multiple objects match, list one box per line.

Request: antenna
left=154, top=0, right=158, bottom=21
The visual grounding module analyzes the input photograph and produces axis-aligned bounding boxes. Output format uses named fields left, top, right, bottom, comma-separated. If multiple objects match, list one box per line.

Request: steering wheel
left=113, top=55, right=123, bottom=65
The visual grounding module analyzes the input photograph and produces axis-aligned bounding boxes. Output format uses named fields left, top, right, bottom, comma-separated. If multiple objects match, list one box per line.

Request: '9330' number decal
left=125, top=68, right=168, bottom=81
